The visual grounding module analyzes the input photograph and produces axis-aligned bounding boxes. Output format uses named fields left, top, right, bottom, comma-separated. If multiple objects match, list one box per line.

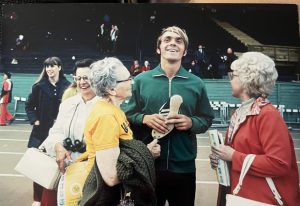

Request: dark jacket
left=79, top=139, right=156, bottom=206
left=25, top=78, right=70, bottom=148
left=194, top=49, right=209, bottom=68
left=122, top=65, right=214, bottom=173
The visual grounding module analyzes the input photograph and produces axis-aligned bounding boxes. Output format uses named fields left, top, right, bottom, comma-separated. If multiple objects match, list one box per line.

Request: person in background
left=141, top=60, right=151, bottom=72
left=194, top=44, right=209, bottom=78
left=111, top=25, right=119, bottom=54
left=130, top=60, right=142, bottom=76
left=97, top=23, right=105, bottom=53
left=210, top=52, right=300, bottom=206
left=224, top=47, right=237, bottom=74
left=0, top=71, right=14, bottom=126
left=123, top=26, right=214, bottom=206
left=25, top=57, right=70, bottom=206
left=211, top=48, right=227, bottom=79
left=189, top=60, right=197, bottom=74
left=40, top=58, right=96, bottom=206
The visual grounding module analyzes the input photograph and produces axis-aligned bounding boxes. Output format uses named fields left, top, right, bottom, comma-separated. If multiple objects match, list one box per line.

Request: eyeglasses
left=116, top=77, right=132, bottom=83
left=73, top=75, right=89, bottom=82
left=228, top=72, right=238, bottom=80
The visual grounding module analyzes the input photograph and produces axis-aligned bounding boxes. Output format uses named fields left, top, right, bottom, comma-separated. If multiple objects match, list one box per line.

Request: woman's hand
left=54, top=143, right=72, bottom=173
left=211, top=145, right=235, bottom=161
left=209, top=153, right=219, bottom=170
left=147, top=139, right=161, bottom=159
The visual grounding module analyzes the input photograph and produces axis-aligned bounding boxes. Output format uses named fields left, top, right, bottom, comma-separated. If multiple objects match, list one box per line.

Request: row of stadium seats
left=210, top=101, right=300, bottom=129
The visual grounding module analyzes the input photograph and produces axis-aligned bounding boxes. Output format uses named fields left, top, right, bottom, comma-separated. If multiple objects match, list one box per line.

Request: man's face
left=157, top=31, right=186, bottom=62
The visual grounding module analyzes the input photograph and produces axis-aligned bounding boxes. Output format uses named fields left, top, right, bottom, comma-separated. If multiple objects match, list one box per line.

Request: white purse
left=15, top=147, right=61, bottom=189
left=226, top=154, right=284, bottom=206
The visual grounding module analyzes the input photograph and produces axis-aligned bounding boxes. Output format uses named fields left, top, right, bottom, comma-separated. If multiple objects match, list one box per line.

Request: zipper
left=168, top=78, right=172, bottom=98
left=166, top=77, right=172, bottom=170
left=153, top=70, right=188, bottom=170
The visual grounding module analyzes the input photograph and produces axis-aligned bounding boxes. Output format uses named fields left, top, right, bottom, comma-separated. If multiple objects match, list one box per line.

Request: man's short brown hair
left=156, top=26, right=189, bottom=52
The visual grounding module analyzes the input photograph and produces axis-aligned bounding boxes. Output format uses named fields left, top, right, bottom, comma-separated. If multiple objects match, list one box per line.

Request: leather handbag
left=14, top=147, right=61, bottom=189
left=226, top=154, right=284, bottom=206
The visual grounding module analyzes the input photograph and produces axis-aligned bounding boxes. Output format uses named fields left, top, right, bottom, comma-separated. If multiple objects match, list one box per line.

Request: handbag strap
left=266, top=177, right=284, bottom=206
left=232, top=154, right=283, bottom=206
left=67, top=103, right=82, bottom=142
left=232, top=154, right=255, bottom=195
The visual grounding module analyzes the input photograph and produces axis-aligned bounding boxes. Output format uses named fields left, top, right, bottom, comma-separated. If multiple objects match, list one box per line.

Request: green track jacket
left=122, top=65, right=214, bottom=173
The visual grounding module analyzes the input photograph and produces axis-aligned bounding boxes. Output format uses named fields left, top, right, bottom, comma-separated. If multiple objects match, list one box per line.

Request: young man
left=123, top=26, right=214, bottom=206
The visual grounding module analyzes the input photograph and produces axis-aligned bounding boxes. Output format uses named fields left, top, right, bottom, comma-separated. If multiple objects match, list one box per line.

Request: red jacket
left=0, top=80, right=12, bottom=104
left=226, top=103, right=300, bottom=206
left=141, top=66, right=150, bottom=72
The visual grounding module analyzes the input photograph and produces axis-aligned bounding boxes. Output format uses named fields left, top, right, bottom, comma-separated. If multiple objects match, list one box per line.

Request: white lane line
left=196, top=158, right=300, bottom=164
left=0, top=174, right=296, bottom=186
left=0, top=129, right=30, bottom=132
left=197, top=146, right=210, bottom=148
left=196, top=181, right=218, bottom=185
left=196, top=136, right=208, bottom=139
left=0, top=152, right=24, bottom=155
left=198, top=136, right=300, bottom=141
left=1, top=175, right=297, bottom=187
left=197, top=146, right=300, bottom=150
left=0, top=139, right=28, bottom=142
left=196, top=159, right=210, bottom=162
left=0, top=174, right=24, bottom=177
left=195, top=181, right=300, bottom=186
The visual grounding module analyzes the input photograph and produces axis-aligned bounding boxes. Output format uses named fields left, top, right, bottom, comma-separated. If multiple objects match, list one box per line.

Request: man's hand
left=165, top=114, right=192, bottom=131
left=143, top=114, right=169, bottom=134
left=147, top=139, right=161, bottom=159
left=34, top=120, right=40, bottom=126
left=54, top=143, right=72, bottom=173
left=211, top=145, right=235, bottom=161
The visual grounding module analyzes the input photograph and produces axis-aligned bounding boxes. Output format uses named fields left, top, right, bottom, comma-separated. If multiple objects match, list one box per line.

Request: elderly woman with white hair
left=72, top=57, right=159, bottom=205
left=84, top=57, right=134, bottom=186
left=210, top=52, right=300, bottom=206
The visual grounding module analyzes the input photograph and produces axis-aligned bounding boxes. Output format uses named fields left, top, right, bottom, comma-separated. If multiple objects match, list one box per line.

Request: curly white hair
left=231, top=52, right=278, bottom=98
left=89, top=57, right=125, bottom=97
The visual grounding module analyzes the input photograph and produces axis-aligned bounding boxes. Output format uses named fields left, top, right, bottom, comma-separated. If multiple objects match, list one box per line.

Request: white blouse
left=41, top=94, right=99, bottom=158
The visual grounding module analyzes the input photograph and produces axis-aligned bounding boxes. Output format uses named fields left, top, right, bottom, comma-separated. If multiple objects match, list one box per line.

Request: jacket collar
left=152, top=64, right=189, bottom=79
left=72, top=93, right=99, bottom=105
left=38, top=78, right=69, bottom=98
left=227, top=97, right=270, bottom=144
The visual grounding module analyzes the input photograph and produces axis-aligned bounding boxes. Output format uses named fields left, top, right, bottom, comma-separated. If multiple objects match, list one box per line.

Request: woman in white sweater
left=39, top=58, right=97, bottom=206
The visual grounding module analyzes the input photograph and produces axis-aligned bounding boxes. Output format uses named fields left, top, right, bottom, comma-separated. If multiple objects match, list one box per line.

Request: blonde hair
left=231, top=52, right=278, bottom=98
left=156, top=26, right=189, bottom=51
